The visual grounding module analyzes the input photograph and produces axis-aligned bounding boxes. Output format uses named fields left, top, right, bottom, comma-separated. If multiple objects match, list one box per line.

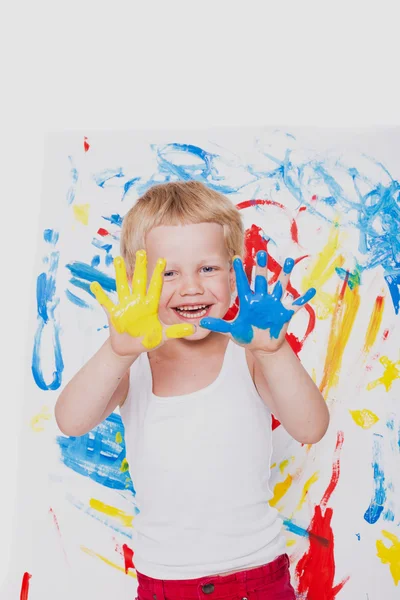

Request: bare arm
left=55, top=338, right=138, bottom=437
left=249, top=340, right=330, bottom=444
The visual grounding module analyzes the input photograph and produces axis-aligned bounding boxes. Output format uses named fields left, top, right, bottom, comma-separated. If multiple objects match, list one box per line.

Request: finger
left=254, top=250, right=268, bottom=295
left=147, top=257, right=167, bottom=305
left=114, top=256, right=130, bottom=303
left=90, top=281, right=115, bottom=312
left=276, top=257, right=295, bottom=296
left=233, top=256, right=252, bottom=302
left=132, top=249, right=147, bottom=297
left=200, top=317, right=232, bottom=334
left=292, top=287, right=316, bottom=311
left=271, top=280, right=283, bottom=301
left=165, top=323, right=196, bottom=339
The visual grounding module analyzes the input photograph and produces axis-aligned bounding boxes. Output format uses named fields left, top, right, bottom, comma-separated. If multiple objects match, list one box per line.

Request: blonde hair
left=120, top=181, right=244, bottom=272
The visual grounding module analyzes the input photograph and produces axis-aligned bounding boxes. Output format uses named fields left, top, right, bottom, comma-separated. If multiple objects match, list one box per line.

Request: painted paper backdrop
left=3, top=128, right=399, bottom=600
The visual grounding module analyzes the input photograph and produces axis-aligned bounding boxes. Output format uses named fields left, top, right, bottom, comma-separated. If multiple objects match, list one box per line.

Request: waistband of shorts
left=137, top=553, right=289, bottom=590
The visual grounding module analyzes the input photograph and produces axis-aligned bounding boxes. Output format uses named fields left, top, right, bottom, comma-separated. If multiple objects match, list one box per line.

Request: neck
left=150, top=332, right=229, bottom=362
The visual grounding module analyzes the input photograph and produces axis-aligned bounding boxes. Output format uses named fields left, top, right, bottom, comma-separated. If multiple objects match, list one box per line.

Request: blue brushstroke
left=94, top=168, right=124, bottom=188
left=66, top=156, right=79, bottom=205
left=201, top=252, right=315, bottom=343
left=91, top=255, right=101, bottom=268
left=356, top=533, right=361, bottom=541
left=102, top=213, right=123, bottom=227
left=364, top=434, right=386, bottom=524
left=66, top=262, right=116, bottom=294
left=32, top=242, right=64, bottom=391
left=122, top=177, right=140, bottom=200
left=65, top=289, right=91, bottom=309
left=56, top=412, right=135, bottom=495
left=44, top=229, right=59, bottom=244
left=92, top=239, right=113, bottom=253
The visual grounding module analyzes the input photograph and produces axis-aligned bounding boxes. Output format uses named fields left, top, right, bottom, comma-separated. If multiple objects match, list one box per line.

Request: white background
left=1, top=0, right=399, bottom=591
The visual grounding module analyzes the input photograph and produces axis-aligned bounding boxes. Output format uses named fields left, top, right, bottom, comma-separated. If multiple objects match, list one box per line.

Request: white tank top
left=120, top=340, right=285, bottom=579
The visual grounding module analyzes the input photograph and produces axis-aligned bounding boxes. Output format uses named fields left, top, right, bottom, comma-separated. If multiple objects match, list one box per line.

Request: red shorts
left=136, top=554, right=295, bottom=599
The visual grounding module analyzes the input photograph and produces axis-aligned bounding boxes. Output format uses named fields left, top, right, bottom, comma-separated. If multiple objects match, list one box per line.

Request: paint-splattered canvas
left=4, top=128, right=399, bottom=600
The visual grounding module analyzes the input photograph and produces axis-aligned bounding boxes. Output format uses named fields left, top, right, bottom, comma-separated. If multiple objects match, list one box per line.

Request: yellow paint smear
left=269, top=474, right=293, bottom=508
left=81, top=546, right=136, bottom=578
left=367, top=356, right=400, bottom=393
left=376, top=530, right=400, bottom=586
left=279, top=459, right=289, bottom=474
left=363, top=295, right=385, bottom=355
left=120, top=458, right=130, bottom=473
left=319, top=280, right=361, bottom=398
left=89, top=498, right=133, bottom=528
left=349, top=409, right=379, bottom=429
left=286, top=539, right=296, bottom=547
left=30, top=406, right=51, bottom=432
left=73, top=203, right=90, bottom=225
left=115, top=431, right=123, bottom=444
left=302, top=224, right=345, bottom=319
left=296, top=471, right=319, bottom=512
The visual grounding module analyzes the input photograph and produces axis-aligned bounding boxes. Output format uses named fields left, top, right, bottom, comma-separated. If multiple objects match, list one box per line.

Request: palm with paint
left=200, top=250, right=316, bottom=353
left=90, top=250, right=195, bottom=353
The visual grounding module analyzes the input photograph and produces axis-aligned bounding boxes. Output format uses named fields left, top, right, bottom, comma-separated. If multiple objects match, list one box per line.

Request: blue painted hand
left=200, top=251, right=316, bottom=351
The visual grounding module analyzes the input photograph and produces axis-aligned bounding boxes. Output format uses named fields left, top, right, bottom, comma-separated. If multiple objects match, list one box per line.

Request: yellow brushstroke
left=30, top=406, right=51, bottom=432
left=367, top=356, right=400, bottom=393
left=89, top=498, right=133, bottom=528
left=120, top=458, right=130, bottom=473
left=296, top=471, right=319, bottom=512
left=349, top=409, right=379, bottom=429
left=279, top=459, right=289, bottom=474
left=271, top=462, right=277, bottom=469
left=363, top=295, right=385, bottom=355
left=81, top=546, right=136, bottom=578
left=115, top=431, right=123, bottom=444
left=73, top=203, right=90, bottom=225
left=269, top=475, right=293, bottom=508
left=286, top=539, right=296, bottom=547
left=302, top=223, right=345, bottom=319
left=376, top=530, right=400, bottom=586
left=319, top=280, right=361, bottom=398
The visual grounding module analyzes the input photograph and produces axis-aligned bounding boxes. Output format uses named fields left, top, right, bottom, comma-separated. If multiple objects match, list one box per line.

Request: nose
left=179, top=273, right=205, bottom=296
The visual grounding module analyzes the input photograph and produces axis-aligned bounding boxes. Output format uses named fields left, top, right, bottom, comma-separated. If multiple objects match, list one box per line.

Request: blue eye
left=201, top=266, right=216, bottom=273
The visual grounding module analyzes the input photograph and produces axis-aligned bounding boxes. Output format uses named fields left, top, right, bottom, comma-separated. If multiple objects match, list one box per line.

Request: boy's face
left=145, top=222, right=235, bottom=341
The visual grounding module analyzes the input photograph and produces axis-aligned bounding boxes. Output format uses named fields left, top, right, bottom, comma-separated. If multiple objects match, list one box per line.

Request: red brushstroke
left=122, top=543, right=135, bottom=574
left=236, top=198, right=301, bottom=246
left=20, top=572, right=32, bottom=600
left=290, top=219, right=299, bottom=244
left=311, top=194, right=317, bottom=201
left=84, top=136, right=90, bottom=152
left=271, top=414, right=281, bottom=430
left=299, top=206, right=307, bottom=213
left=49, top=507, right=61, bottom=534
left=295, top=431, right=349, bottom=600
left=97, top=227, right=110, bottom=237
left=383, top=328, right=389, bottom=341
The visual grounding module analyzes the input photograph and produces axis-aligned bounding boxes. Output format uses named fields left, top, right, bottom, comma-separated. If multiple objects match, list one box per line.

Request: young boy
left=55, top=181, right=329, bottom=599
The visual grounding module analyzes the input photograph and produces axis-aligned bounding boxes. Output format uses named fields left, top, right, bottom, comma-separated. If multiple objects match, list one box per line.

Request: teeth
left=178, top=308, right=208, bottom=319
left=175, top=305, right=207, bottom=311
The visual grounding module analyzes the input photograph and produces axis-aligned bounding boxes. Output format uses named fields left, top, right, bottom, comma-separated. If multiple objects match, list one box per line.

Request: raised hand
left=90, top=250, right=195, bottom=351
left=200, top=250, right=316, bottom=352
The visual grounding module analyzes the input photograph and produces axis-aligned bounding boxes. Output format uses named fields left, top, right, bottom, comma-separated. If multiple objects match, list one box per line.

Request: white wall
left=1, top=0, right=399, bottom=590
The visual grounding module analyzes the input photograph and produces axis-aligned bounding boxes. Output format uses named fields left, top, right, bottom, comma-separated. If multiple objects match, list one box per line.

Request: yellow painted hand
left=90, top=250, right=195, bottom=350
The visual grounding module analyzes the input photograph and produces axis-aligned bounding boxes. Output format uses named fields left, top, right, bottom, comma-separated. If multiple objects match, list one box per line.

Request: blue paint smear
left=94, top=168, right=124, bottom=188
left=102, top=213, right=123, bottom=227
left=65, top=289, right=91, bottom=309
left=66, top=262, right=116, bottom=293
left=356, top=533, right=361, bottom=541
left=322, top=196, right=337, bottom=206
left=92, top=239, right=113, bottom=253
left=105, top=254, right=114, bottom=267
left=44, top=229, right=59, bottom=244
left=385, top=273, right=400, bottom=315
left=56, top=412, right=135, bottom=495
left=66, top=156, right=79, bottom=205
left=122, top=177, right=140, bottom=200
left=91, top=255, right=101, bottom=268
left=364, top=434, right=386, bottom=524
left=383, top=507, right=395, bottom=521
left=32, top=245, right=64, bottom=391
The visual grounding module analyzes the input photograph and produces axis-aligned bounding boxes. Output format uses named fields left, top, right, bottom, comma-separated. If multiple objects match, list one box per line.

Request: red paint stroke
left=122, top=543, right=135, bottom=574
left=49, top=507, right=61, bottom=535
left=84, top=136, right=90, bottom=152
left=236, top=198, right=300, bottom=246
left=20, top=572, right=32, bottom=600
left=97, top=227, right=110, bottom=237
left=383, top=328, right=389, bottom=341
left=295, top=431, right=349, bottom=600
left=311, top=194, right=317, bottom=201
left=299, top=206, right=307, bottom=213
left=271, top=414, right=281, bottom=430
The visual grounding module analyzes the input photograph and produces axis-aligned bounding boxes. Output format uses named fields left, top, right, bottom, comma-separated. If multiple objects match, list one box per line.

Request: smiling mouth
left=172, top=304, right=212, bottom=320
